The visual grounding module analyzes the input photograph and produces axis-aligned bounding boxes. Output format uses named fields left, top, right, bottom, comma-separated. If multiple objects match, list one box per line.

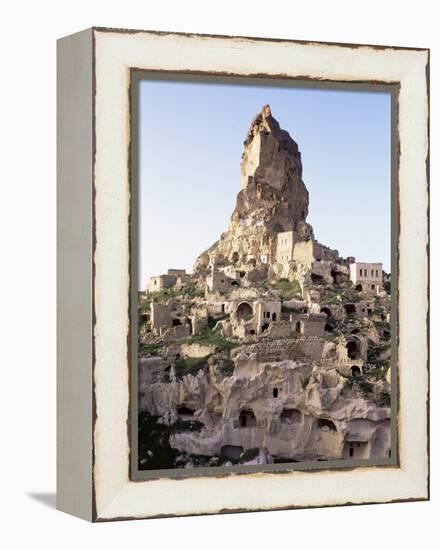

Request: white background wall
left=0, top=1, right=437, bottom=548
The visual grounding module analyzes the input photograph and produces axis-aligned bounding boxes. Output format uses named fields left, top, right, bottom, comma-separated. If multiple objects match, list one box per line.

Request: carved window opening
left=239, top=409, right=256, bottom=428
left=176, top=405, right=195, bottom=418
left=280, top=408, right=302, bottom=423
left=318, top=418, right=337, bottom=432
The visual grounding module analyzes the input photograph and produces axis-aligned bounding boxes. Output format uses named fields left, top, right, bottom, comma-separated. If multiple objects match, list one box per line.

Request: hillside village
left=138, top=105, right=392, bottom=470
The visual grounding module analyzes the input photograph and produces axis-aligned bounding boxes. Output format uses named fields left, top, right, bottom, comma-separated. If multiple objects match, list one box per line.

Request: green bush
left=219, top=358, right=235, bottom=376
left=377, top=391, right=391, bottom=407
left=148, top=282, right=204, bottom=305
left=138, top=412, right=179, bottom=470
left=190, top=329, right=238, bottom=352
left=139, top=342, right=165, bottom=355
left=367, top=366, right=387, bottom=380
left=174, top=356, right=209, bottom=379
left=357, top=380, right=374, bottom=396
left=271, top=278, right=302, bottom=300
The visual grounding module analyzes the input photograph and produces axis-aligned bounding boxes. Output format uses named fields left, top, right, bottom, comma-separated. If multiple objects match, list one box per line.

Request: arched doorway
left=236, top=302, right=253, bottom=321
left=344, top=303, right=356, bottom=315
left=355, top=284, right=363, bottom=291
left=346, top=339, right=360, bottom=360
left=318, top=418, right=337, bottom=432
left=351, top=365, right=361, bottom=376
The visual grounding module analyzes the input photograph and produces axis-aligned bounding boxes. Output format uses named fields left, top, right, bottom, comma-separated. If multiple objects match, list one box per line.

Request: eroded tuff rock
left=139, top=358, right=390, bottom=462
left=139, top=105, right=392, bottom=470
left=197, top=105, right=309, bottom=269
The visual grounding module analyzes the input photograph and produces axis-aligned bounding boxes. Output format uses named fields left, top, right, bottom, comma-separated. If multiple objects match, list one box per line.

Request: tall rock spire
left=196, top=106, right=310, bottom=270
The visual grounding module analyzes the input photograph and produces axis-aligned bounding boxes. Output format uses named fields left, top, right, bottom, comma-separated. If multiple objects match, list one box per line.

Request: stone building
left=207, top=267, right=241, bottom=293
left=147, top=269, right=187, bottom=294
left=350, top=262, right=383, bottom=293
left=148, top=274, right=177, bottom=293
left=167, top=268, right=186, bottom=277
left=276, top=231, right=295, bottom=264
left=290, top=313, right=327, bottom=337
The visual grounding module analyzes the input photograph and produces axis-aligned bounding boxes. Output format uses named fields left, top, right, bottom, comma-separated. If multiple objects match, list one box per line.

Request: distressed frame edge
left=129, top=71, right=400, bottom=482
left=55, top=27, right=429, bottom=523
left=93, top=29, right=429, bottom=521
left=92, top=25, right=429, bottom=52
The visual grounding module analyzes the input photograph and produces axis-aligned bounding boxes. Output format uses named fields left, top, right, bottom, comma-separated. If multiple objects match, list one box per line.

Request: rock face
left=200, top=105, right=309, bottom=268
left=140, top=360, right=390, bottom=463
left=138, top=106, right=392, bottom=471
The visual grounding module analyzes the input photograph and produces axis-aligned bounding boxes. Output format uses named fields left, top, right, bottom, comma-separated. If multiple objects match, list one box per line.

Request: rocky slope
left=138, top=105, right=392, bottom=470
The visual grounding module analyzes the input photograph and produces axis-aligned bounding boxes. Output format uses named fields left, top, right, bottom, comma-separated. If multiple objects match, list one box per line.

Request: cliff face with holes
left=139, top=356, right=391, bottom=466
left=138, top=105, right=392, bottom=471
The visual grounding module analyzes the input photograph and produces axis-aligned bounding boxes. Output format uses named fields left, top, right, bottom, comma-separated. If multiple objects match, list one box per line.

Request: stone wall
left=167, top=269, right=186, bottom=277
left=235, top=337, right=324, bottom=363
left=266, top=320, right=292, bottom=338
left=161, top=325, right=191, bottom=341
left=148, top=274, right=177, bottom=293
left=151, top=302, right=172, bottom=334
left=276, top=231, right=295, bottom=264
left=180, top=343, right=215, bottom=358
left=207, top=269, right=240, bottom=293
left=292, top=239, right=315, bottom=268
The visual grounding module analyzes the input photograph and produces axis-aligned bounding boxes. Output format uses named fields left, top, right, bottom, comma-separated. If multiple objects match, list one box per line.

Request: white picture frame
left=57, top=27, right=429, bottom=522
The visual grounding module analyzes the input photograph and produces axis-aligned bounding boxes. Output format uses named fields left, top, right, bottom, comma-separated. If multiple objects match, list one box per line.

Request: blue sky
left=138, top=78, right=391, bottom=288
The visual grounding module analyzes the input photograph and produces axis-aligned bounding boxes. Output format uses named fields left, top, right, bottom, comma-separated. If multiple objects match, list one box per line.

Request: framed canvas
left=57, top=27, right=429, bottom=522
